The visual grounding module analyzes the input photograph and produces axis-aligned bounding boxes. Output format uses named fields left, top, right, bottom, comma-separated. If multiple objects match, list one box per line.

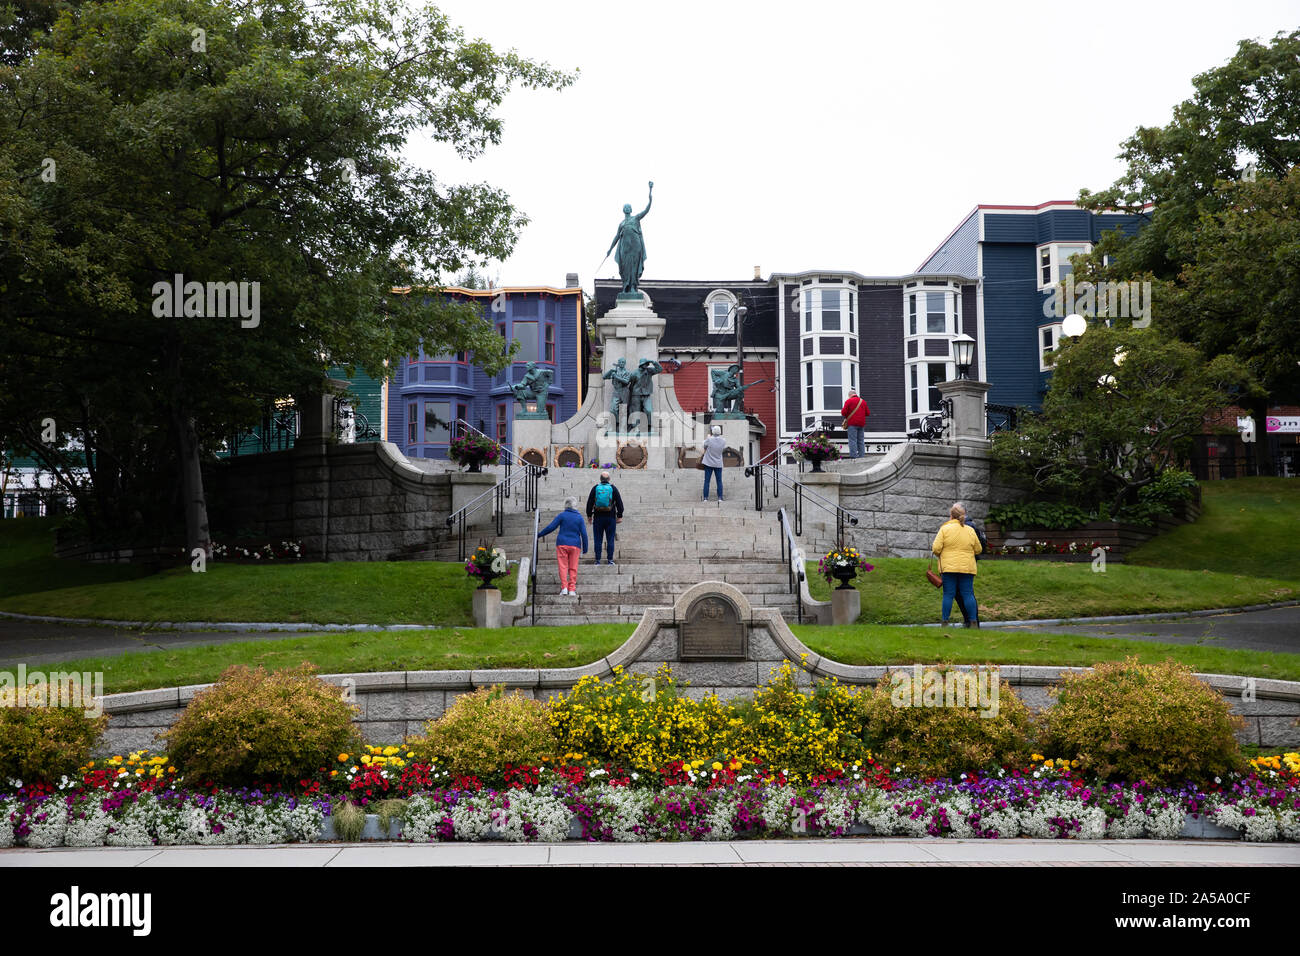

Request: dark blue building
left=385, top=283, right=587, bottom=459
left=916, top=200, right=1147, bottom=410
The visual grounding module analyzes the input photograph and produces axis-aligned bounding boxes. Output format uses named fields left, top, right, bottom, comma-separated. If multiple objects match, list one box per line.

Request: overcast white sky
left=409, top=0, right=1299, bottom=292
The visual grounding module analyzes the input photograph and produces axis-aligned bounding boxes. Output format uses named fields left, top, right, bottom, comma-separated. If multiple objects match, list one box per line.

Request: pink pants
left=556, top=545, right=580, bottom=591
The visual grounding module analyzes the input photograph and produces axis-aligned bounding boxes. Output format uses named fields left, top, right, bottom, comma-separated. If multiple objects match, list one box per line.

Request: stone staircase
left=401, top=469, right=848, bottom=625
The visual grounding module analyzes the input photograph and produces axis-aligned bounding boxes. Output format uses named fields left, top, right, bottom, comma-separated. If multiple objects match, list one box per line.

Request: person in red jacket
left=840, top=389, right=869, bottom=459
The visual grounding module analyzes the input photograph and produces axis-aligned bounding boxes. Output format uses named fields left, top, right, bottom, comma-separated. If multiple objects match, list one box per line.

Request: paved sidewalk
left=2, top=839, right=1296, bottom=867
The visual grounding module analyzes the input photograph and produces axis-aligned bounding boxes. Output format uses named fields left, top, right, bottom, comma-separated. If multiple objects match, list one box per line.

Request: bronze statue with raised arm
left=607, top=181, right=653, bottom=296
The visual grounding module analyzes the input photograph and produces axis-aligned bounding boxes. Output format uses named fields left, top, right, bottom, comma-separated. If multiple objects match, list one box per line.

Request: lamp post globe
left=1062, top=313, right=1087, bottom=340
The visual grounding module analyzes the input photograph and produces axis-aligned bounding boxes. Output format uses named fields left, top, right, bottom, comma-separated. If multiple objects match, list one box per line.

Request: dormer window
left=705, top=289, right=738, bottom=333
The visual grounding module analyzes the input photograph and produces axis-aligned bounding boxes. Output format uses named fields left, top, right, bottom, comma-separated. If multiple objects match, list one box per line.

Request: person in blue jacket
left=538, top=496, right=589, bottom=596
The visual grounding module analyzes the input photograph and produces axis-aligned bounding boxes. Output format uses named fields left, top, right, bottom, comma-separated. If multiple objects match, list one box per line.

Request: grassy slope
left=806, top=479, right=1300, bottom=624
left=1126, top=478, right=1300, bottom=580
left=0, top=519, right=514, bottom=625
left=0, top=518, right=151, bottom=600
left=805, top=557, right=1298, bottom=624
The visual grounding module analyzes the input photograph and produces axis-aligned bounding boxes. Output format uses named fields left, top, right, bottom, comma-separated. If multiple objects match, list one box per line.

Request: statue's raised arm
left=636, top=181, right=654, bottom=221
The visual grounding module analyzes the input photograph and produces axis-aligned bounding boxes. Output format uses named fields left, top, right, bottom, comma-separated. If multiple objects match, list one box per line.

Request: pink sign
left=1266, top=417, right=1300, bottom=433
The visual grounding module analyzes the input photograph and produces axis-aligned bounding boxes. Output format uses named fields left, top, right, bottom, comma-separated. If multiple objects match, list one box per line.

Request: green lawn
left=48, top=622, right=1300, bottom=694
left=1127, top=477, right=1300, bottom=580
left=0, top=519, right=514, bottom=625
left=805, top=557, right=1298, bottom=625
left=48, top=625, right=635, bottom=693
left=792, top=625, right=1300, bottom=682
left=0, top=518, right=152, bottom=600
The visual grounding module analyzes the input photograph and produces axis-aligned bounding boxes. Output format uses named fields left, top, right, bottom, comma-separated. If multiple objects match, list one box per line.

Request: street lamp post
left=734, top=304, right=748, bottom=390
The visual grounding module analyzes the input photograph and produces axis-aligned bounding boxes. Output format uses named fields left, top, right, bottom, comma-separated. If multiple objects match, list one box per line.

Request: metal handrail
left=528, top=505, right=542, bottom=626
left=746, top=462, right=859, bottom=545
left=445, top=461, right=547, bottom=561
left=777, top=507, right=805, bottom=624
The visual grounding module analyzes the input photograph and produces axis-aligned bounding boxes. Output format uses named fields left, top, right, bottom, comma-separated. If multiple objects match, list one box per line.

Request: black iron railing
left=444, top=462, right=547, bottom=562
left=528, top=505, right=542, bottom=626
left=746, top=463, right=859, bottom=545
left=985, top=402, right=1020, bottom=437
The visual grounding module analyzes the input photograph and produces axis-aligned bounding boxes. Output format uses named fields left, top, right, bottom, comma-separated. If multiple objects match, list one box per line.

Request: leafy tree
left=1076, top=29, right=1300, bottom=471
left=0, top=0, right=574, bottom=551
left=990, top=325, right=1251, bottom=516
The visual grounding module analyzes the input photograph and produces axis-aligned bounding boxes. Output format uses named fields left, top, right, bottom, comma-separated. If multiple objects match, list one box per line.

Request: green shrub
left=163, top=664, right=361, bottom=788
left=1039, top=657, right=1245, bottom=785
left=0, top=685, right=107, bottom=783
left=548, top=666, right=729, bottom=774
left=853, top=665, right=1034, bottom=777
left=988, top=501, right=1092, bottom=530
left=1116, top=469, right=1200, bottom=525
left=411, top=686, right=557, bottom=777
left=725, top=664, right=872, bottom=779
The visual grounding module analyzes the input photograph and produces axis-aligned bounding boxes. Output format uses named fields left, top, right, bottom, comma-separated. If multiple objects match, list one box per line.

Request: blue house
left=385, top=281, right=587, bottom=459
left=915, top=200, right=1147, bottom=410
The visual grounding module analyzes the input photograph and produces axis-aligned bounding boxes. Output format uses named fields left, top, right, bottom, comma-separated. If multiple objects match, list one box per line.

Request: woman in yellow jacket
left=932, top=502, right=982, bottom=628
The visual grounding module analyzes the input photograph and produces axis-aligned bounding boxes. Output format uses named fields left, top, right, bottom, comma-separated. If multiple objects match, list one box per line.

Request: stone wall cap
left=101, top=688, right=181, bottom=713
left=405, top=670, right=474, bottom=690
left=470, top=669, right=540, bottom=688
left=539, top=660, right=612, bottom=687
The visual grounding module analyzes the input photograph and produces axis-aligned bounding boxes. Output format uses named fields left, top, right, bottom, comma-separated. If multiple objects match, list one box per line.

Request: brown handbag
left=926, top=557, right=943, bottom=589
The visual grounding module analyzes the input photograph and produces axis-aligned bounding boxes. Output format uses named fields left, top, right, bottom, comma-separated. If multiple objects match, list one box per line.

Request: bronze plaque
left=679, top=595, right=747, bottom=660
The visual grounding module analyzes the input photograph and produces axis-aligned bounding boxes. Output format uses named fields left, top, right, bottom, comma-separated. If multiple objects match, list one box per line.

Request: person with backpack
left=538, top=496, right=588, bottom=596
left=585, top=470, right=625, bottom=565
left=840, top=389, right=870, bottom=459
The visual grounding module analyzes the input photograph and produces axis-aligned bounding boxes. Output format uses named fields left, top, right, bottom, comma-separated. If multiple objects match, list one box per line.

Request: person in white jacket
left=701, top=425, right=727, bottom=501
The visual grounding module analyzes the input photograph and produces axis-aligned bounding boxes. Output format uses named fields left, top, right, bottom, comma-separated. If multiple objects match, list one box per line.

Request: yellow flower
left=711, top=762, right=723, bottom=771
left=338, top=753, right=349, bottom=762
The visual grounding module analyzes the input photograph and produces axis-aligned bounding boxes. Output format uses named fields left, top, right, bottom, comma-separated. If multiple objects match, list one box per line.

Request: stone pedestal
left=936, top=379, right=992, bottom=448
left=596, top=295, right=668, bottom=432
left=713, top=417, right=751, bottom=466
left=449, top=472, right=498, bottom=529
left=596, top=294, right=666, bottom=371
left=798, top=471, right=841, bottom=507
left=512, top=417, right=553, bottom=466
left=831, top=587, right=860, bottom=626
left=473, top=587, right=502, bottom=629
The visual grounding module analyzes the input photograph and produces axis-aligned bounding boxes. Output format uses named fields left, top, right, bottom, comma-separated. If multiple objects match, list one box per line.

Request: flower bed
left=3, top=752, right=1295, bottom=847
